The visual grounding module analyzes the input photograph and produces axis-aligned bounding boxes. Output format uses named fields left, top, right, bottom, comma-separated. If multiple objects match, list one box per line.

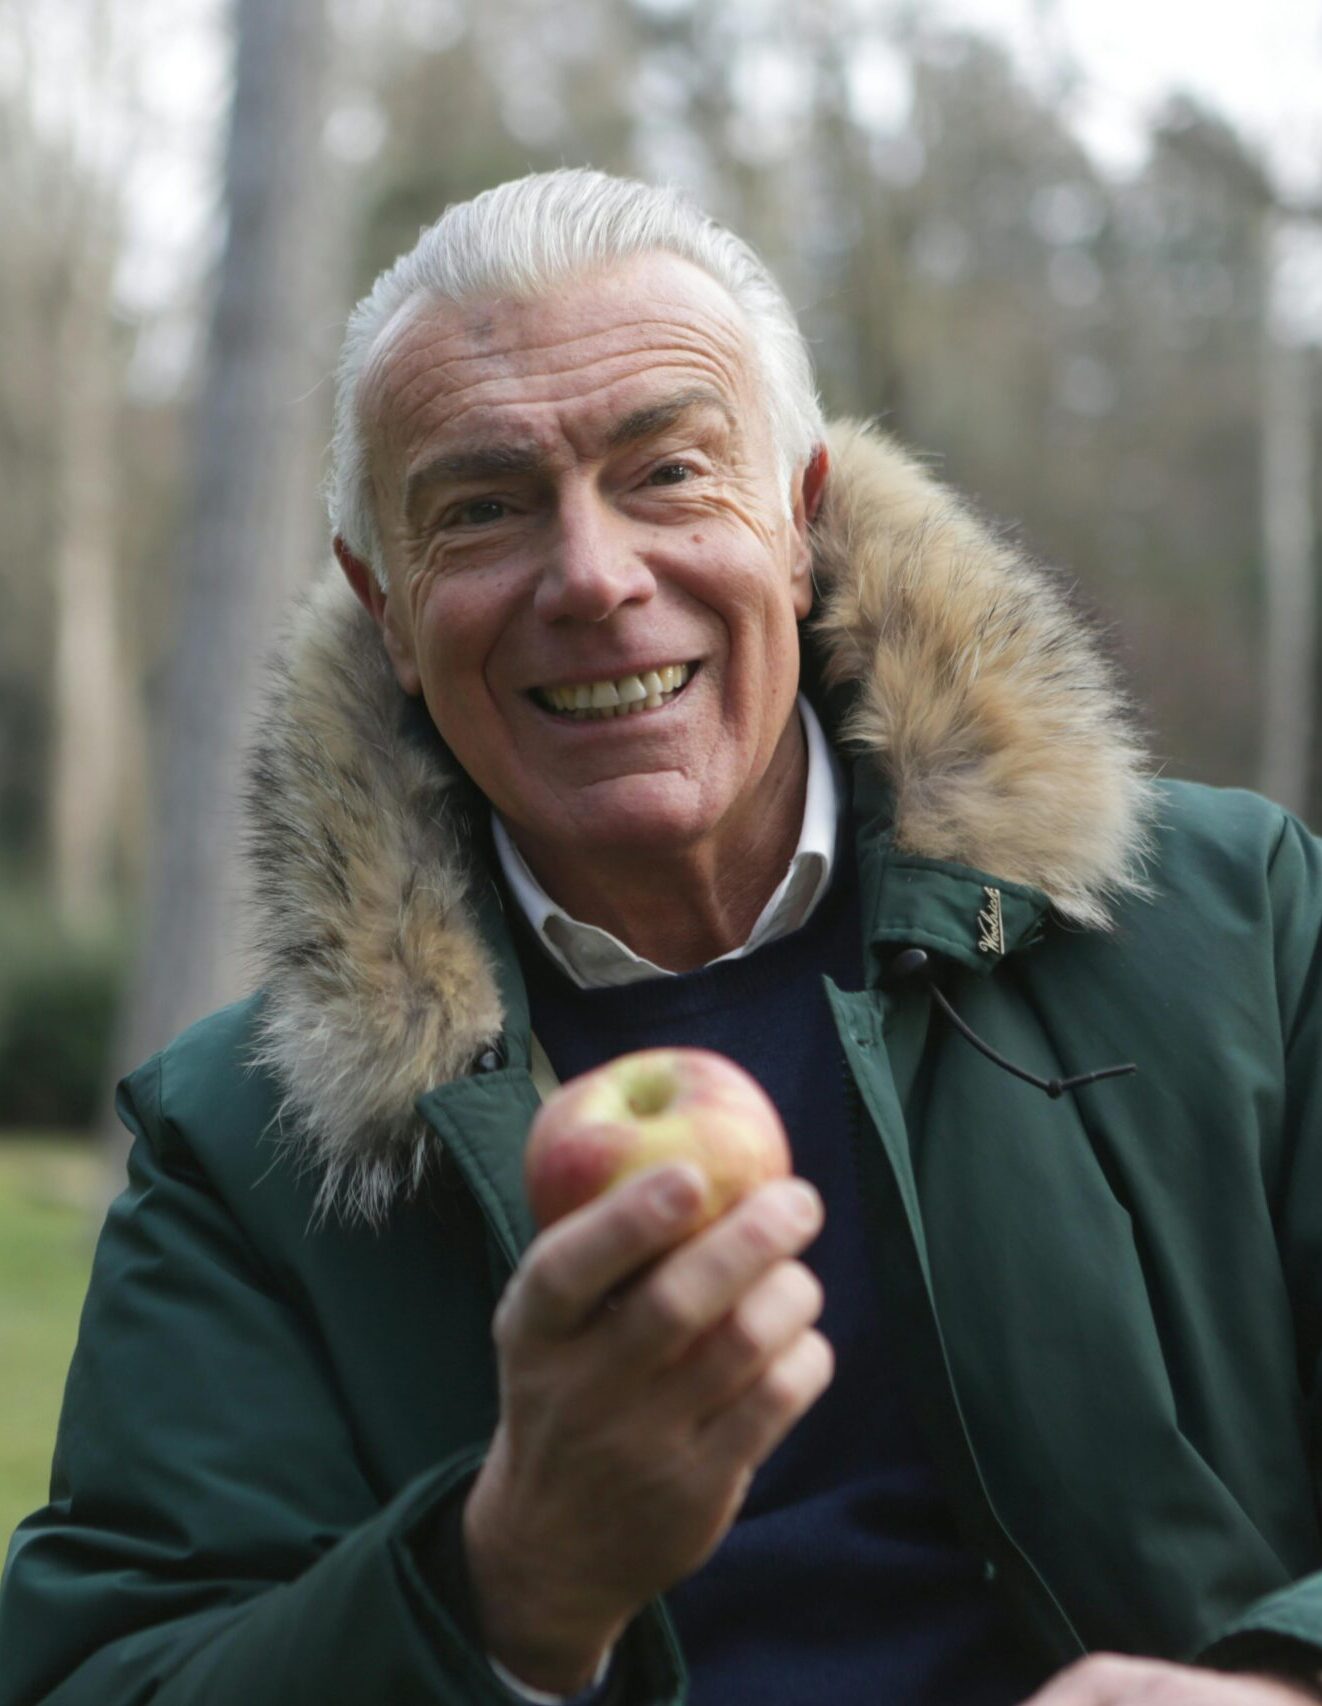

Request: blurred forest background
left=2, top=0, right=1322, bottom=1148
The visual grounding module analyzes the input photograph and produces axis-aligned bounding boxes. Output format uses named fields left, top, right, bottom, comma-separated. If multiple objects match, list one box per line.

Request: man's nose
left=533, top=489, right=656, bottom=624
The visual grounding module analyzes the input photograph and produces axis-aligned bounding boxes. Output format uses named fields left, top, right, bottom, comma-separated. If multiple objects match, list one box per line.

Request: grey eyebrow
left=404, top=442, right=544, bottom=519
left=604, top=388, right=736, bottom=450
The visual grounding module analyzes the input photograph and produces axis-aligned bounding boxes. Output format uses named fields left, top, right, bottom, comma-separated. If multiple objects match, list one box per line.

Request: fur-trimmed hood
left=246, top=422, right=1154, bottom=1222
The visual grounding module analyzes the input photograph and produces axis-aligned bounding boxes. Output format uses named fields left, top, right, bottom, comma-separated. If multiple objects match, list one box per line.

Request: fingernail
left=650, top=1165, right=703, bottom=1221
left=783, top=1180, right=822, bottom=1230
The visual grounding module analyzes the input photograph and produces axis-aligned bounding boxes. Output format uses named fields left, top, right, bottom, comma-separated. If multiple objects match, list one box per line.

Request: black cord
left=888, top=947, right=1137, bottom=1101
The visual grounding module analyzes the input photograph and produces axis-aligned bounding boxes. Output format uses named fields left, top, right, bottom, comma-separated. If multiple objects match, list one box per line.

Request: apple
left=525, top=1047, right=791, bottom=1230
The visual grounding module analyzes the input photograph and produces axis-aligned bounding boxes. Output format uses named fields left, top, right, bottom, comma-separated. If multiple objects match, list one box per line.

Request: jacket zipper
left=835, top=989, right=1086, bottom=1671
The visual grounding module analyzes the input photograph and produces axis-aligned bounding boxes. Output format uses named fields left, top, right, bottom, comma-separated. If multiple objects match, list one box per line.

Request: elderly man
left=4, top=170, right=1322, bottom=1706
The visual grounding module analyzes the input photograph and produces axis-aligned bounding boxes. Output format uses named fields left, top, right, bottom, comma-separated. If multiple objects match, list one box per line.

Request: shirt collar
left=492, top=695, right=842, bottom=989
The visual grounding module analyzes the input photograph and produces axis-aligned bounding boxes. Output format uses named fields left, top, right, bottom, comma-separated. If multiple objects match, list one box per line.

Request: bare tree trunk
left=50, top=217, right=122, bottom=933
left=109, top=0, right=333, bottom=1152
left=1258, top=214, right=1317, bottom=815
left=5, top=0, right=130, bottom=935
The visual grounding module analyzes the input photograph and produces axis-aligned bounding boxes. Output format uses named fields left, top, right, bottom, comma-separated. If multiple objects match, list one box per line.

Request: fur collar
left=246, top=422, right=1153, bottom=1223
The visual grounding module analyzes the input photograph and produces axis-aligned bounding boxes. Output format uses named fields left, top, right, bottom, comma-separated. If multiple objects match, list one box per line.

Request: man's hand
left=462, top=1161, right=832, bottom=1696
left=1022, top=1655, right=1322, bottom=1702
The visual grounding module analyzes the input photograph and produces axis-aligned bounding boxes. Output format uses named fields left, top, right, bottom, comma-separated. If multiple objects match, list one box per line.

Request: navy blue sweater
left=516, top=840, right=1044, bottom=1705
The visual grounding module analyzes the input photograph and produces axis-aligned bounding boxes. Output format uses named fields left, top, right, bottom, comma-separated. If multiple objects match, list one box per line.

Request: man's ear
left=789, top=442, right=829, bottom=620
left=799, top=442, right=830, bottom=527
left=333, top=536, right=421, bottom=696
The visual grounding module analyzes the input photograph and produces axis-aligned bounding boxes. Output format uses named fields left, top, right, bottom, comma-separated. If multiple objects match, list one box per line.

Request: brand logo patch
left=977, top=886, right=1005, bottom=955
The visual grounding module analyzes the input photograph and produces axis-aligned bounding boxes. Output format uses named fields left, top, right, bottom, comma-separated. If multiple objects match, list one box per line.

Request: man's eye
left=448, top=498, right=507, bottom=527
left=647, top=463, right=692, bottom=487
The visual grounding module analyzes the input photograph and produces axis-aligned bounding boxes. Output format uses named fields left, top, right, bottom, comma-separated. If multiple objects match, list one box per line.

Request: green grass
left=0, top=1136, right=101, bottom=1552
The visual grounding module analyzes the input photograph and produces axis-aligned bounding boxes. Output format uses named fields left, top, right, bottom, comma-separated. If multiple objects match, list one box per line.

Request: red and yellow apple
left=525, top=1048, right=791, bottom=1230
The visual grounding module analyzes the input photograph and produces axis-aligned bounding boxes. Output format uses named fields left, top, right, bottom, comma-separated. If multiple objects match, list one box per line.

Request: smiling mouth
left=531, top=662, right=698, bottom=721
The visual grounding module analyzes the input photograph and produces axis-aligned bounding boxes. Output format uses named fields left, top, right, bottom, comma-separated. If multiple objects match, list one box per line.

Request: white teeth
left=538, top=663, right=695, bottom=718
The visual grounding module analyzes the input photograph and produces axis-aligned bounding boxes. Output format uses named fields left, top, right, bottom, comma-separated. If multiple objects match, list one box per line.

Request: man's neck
left=505, top=719, right=809, bottom=974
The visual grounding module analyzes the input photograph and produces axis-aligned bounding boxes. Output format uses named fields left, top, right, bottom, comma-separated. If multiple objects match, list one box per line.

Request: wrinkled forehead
left=356, top=253, right=770, bottom=469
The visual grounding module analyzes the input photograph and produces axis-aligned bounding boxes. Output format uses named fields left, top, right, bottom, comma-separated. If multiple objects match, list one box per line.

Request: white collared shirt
left=492, top=695, right=841, bottom=988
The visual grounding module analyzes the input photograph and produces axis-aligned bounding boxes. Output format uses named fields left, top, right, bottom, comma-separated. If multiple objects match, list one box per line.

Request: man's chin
left=517, top=779, right=723, bottom=863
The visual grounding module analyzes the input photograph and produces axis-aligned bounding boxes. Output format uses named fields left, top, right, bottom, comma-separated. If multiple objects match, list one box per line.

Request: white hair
left=328, top=168, right=825, bottom=585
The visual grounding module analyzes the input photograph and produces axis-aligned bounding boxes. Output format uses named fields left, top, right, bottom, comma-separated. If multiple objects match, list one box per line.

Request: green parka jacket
left=5, top=426, right=1322, bottom=1705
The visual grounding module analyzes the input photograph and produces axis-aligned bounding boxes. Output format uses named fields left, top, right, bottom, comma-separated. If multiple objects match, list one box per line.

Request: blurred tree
left=0, top=61, right=62, bottom=871
left=48, top=1, right=128, bottom=935
left=1108, top=99, right=1274, bottom=784
left=111, top=0, right=336, bottom=1113
left=1258, top=211, right=1317, bottom=816
left=0, top=0, right=138, bottom=931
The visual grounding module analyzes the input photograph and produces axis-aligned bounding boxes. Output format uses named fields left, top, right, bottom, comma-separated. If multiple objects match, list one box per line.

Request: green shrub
left=0, top=901, right=123, bottom=1130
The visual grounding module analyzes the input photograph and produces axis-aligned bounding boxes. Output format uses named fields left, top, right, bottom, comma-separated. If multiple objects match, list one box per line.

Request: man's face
left=354, top=253, right=817, bottom=877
